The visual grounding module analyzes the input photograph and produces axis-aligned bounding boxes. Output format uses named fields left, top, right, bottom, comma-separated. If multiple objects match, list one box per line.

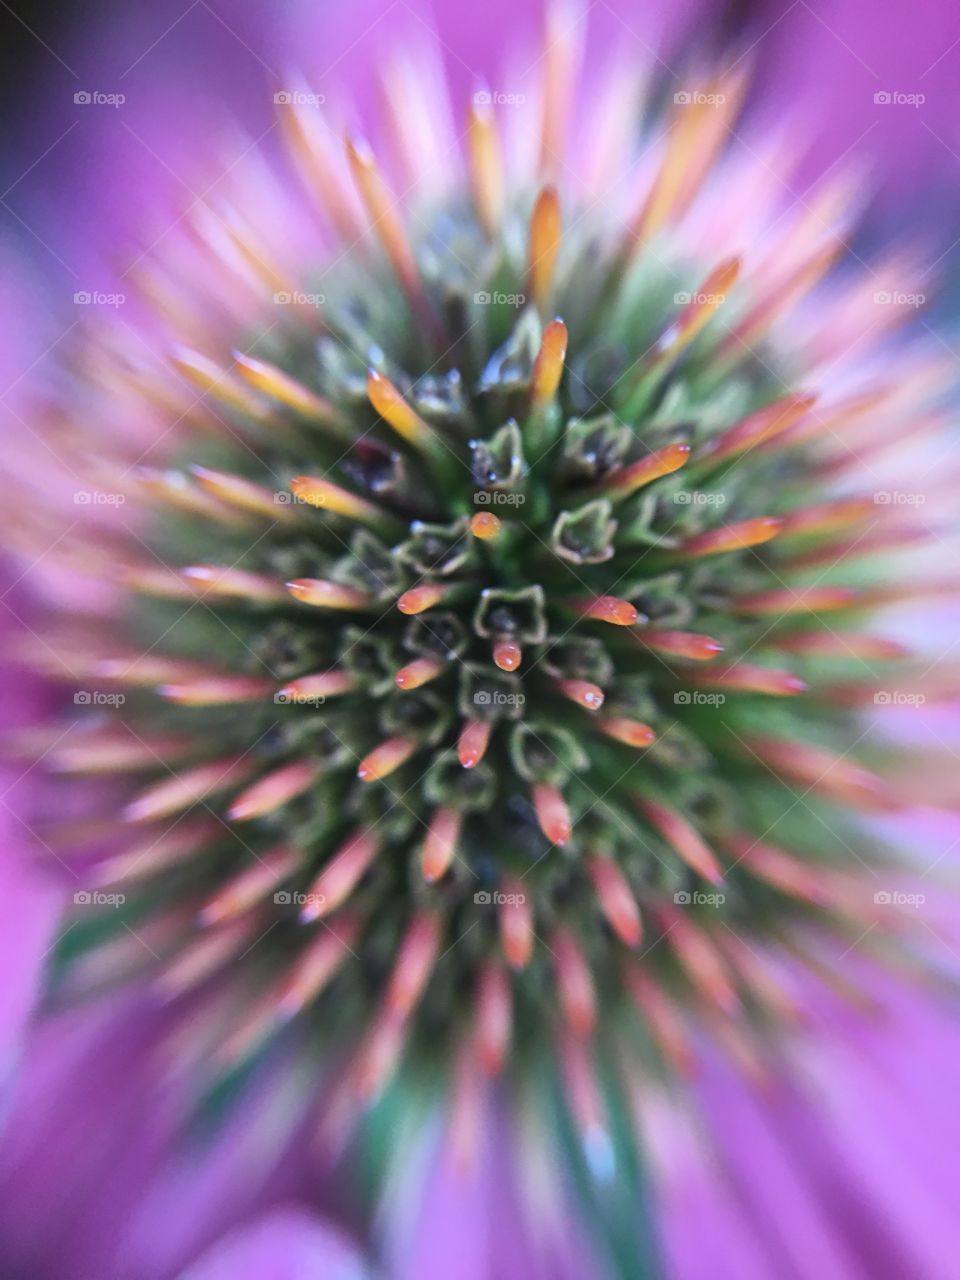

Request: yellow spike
left=345, top=134, right=423, bottom=310
left=170, top=347, right=266, bottom=419
left=289, top=475, right=397, bottom=531
left=232, top=352, right=345, bottom=429
left=467, top=96, right=504, bottom=236
left=190, top=465, right=296, bottom=522
left=528, top=186, right=562, bottom=313
left=530, top=318, right=568, bottom=408
left=539, top=0, right=583, bottom=174
left=628, top=68, right=747, bottom=250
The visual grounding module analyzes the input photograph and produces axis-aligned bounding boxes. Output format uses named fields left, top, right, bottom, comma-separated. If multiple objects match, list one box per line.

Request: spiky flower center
left=33, top=71, right=931, bottom=1120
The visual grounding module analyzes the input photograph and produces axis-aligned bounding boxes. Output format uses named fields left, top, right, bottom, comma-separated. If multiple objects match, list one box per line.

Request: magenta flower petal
left=181, top=1207, right=370, bottom=1280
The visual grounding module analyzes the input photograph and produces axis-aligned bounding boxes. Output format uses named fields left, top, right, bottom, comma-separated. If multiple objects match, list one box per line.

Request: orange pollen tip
left=286, top=578, right=370, bottom=609
left=528, top=185, right=562, bottom=311
left=604, top=442, right=692, bottom=497
left=469, top=512, right=502, bottom=539
left=701, top=665, right=808, bottom=696
left=458, top=719, right=492, bottom=769
left=357, top=736, right=417, bottom=782
left=493, top=640, right=522, bottom=671
left=557, top=678, right=605, bottom=710
left=367, top=370, right=431, bottom=446
left=680, top=516, right=783, bottom=557
left=641, top=630, right=725, bottom=661
left=597, top=717, right=656, bottom=748
left=532, top=783, right=571, bottom=846
left=531, top=318, right=568, bottom=405
left=421, top=808, right=462, bottom=882
left=395, top=658, right=443, bottom=691
left=397, top=584, right=445, bottom=615
left=578, top=595, right=639, bottom=626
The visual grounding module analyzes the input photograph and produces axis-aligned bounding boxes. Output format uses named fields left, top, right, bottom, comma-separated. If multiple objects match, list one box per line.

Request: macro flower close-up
left=1, top=0, right=959, bottom=1277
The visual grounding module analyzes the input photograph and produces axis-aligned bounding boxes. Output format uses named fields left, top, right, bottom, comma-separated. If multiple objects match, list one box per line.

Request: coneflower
left=7, top=1, right=955, bottom=1255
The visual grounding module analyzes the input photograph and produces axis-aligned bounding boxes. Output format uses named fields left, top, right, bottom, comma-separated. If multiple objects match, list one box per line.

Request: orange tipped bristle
left=469, top=511, right=502, bottom=539
left=395, top=657, right=444, bottom=691
left=530, top=318, right=568, bottom=408
left=420, top=806, right=462, bottom=882
left=638, top=630, right=725, bottom=661
left=397, top=583, right=446, bottom=615
left=458, top=719, right=493, bottom=769
left=287, top=578, right=372, bottom=609
left=556, top=678, right=605, bottom=711
left=493, top=640, right=522, bottom=671
left=596, top=717, right=656, bottom=748
left=528, top=185, right=562, bottom=312
left=679, top=516, right=783, bottom=558
left=532, top=782, right=571, bottom=845
left=357, top=736, right=417, bottom=782
left=572, top=595, right=640, bottom=626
